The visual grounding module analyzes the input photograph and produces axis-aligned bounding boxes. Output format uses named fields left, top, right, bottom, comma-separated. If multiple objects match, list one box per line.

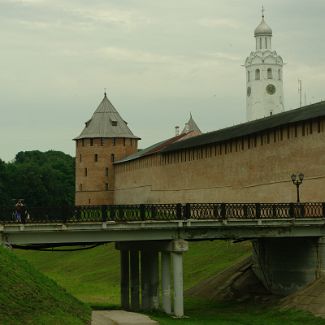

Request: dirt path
left=91, top=310, right=158, bottom=325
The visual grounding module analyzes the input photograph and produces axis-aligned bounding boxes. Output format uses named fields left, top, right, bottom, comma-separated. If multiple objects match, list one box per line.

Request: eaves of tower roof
left=74, top=94, right=140, bottom=140
left=115, top=133, right=189, bottom=164
left=162, top=101, right=325, bottom=153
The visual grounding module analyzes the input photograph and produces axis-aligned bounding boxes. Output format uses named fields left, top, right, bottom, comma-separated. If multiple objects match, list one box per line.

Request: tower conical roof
left=74, top=93, right=140, bottom=140
left=181, top=114, right=202, bottom=134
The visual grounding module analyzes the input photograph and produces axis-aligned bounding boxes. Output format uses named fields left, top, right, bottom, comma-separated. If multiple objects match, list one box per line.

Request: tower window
left=100, top=138, right=104, bottom=146
left=105, top=167, right=109, bottom=176
left=90, top=139, right=93, bottom=146
left=111, top=154, right=115, bottom=162
left=94, top=154, right=98, bottom=162
left=247, top=71, right=250, bottom=82
left=84, top=168, right=88, bottom=176
left=255, top=69, right=260, bottom=80
left=82, top=139, right=85, bottom=147
left=105, top=183, right=109, bottom=191
left=111, top=120, right=117, bottom=126
left=259, top=38, right=262, bottom=49
left=267, top=68, right=272, bottom=79
left=112, top=138, right=116, bottom=146
left=278, top=69, right=281, bottom=80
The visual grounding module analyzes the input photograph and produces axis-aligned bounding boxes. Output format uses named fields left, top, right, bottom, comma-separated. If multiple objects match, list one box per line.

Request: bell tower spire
left=245, top=10, right=285, bottom=121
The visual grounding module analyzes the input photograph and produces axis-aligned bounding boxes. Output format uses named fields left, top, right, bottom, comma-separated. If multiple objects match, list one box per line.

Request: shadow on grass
left=90, top=303, right=121, bottom=311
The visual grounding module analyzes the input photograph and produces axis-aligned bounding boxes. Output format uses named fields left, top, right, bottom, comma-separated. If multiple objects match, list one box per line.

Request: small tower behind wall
left=245, top=10, right=284, bottom=121
left=74, top=93, right=140, bottom=206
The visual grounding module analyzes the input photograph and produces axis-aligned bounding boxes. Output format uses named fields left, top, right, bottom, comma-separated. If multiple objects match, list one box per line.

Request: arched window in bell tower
left=278, top=69, right=281, bottom=80
left=267, top=68, right=272, bottom=79
left=255, top=69, right=260, bottom=80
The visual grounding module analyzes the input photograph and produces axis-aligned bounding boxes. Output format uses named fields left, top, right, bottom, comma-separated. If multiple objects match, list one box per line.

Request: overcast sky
left=0, top=0, right=324, bottom=161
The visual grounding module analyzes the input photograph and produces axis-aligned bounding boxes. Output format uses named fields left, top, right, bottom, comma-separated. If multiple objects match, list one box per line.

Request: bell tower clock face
left=266, top=84, right=276, bottom=95
left=247, top=86, right=251, bottom=97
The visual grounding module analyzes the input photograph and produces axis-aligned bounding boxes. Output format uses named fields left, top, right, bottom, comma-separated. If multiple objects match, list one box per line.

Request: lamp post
left=291, top=173, right=304, bottom=203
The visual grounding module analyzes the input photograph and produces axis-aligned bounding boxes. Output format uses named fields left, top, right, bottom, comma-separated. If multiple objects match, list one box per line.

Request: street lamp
left=291, top=173, right=304, bottom=203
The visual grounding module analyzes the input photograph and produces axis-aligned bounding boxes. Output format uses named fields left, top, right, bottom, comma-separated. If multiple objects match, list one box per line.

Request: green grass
left=13, top=240, right=325, bottom=324
left=150, top=298, right=325, bottom=325
left=15, top=240, right=251, bottom=306
left=0, top=245, right=91, bottom=325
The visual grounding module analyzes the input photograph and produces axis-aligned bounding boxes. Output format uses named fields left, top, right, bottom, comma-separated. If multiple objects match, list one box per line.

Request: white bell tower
left=245, top=9, right=284, bottom=121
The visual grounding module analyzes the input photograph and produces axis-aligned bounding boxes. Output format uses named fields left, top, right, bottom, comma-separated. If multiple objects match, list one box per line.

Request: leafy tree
left=0, top=151, right=75, bottom=207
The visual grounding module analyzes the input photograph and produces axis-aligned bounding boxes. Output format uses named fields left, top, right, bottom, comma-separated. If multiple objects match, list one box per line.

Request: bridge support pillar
left=148, top=251, right=159, bottom=309
left=318, top=237, right=325, bottom=277
left=120, top=249, right=130, bottom=310
left=116, top=239, right=188, bottom=317
left=252, top=237, right=321, bottom=295
left=130, top=251, right=140, bottom=310
left=172, top=251, right=184, bottom=318
left=161, top=251, right=171, bottom=314
left=140, top=251, right=151, bottom=310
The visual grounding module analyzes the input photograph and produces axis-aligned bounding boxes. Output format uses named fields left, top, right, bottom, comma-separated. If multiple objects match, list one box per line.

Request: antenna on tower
left=304, top=91, right=307, bottom=106
left=262, top=5, right=265, bottom=18
left=298, top=79, right=302, bottom=107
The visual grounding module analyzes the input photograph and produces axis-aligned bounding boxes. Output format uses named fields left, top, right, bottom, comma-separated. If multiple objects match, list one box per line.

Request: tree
left=0, top=151, right=75, bottom=207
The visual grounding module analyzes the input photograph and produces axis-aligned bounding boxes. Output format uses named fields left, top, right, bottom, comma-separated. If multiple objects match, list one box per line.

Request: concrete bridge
left=1, top=202, right=325, bottom=317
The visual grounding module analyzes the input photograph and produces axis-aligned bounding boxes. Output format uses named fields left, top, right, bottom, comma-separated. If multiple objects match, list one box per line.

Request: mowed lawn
left=15, top=240, right=251, bottom=306
left=14, top=240, right=325, bottom=324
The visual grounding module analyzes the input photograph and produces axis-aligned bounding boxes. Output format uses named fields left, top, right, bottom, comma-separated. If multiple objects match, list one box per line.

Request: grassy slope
left=15, top=240, right=251, bottom=306
left=151, top=299, right=325, bottom=325
left=0, top=246, right=91, bottom=325
left=14, top=241, right=325, bottom=324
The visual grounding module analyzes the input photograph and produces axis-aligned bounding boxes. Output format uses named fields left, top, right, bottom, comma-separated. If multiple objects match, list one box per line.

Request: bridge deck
left=1, top=203, right=325, bottom=245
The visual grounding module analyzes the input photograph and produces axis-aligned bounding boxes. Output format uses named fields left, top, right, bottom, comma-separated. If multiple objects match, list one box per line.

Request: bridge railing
left=1, top=202, right=324, bottom=224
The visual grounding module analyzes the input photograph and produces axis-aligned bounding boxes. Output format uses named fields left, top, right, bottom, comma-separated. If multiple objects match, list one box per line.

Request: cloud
left=98, top=46, right=241, bottom=66
left=198, top=18, right=239, bottom=29
left=70, top=6, right=152, bottom=27
left=97, top=47, right=173, bottom=64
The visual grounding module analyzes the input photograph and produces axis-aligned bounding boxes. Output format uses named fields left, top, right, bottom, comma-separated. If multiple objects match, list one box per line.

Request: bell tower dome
left=245, top=9, right=284, bottom=121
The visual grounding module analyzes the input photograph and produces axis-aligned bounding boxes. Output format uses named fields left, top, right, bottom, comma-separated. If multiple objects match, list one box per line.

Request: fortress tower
left=245, top=10, right=284, bottom=121
left=74, top=93, right=140, bottom=205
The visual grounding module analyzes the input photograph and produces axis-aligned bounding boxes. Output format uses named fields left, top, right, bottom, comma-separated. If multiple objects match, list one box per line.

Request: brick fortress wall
left=114, top=118, right=325, bottom=204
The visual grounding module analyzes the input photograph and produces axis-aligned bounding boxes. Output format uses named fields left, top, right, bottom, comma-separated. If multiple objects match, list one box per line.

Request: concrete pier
left=120, top=250, right=130, bottom=309
left=130, top=251, right=140, bottom=310
left=172, top=251, right=184, bottom=317
left=141, top=251, right=151, bottom=310
left=252, top=237, right=321, bottom=295
left=116, top=240, right=188, bottom=317
left=161, top=251, right=172, bottom=314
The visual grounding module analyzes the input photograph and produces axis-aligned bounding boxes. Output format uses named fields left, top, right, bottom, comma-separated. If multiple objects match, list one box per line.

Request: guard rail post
left=176, top=203, right=182, bottom=220
left=220, top=203, right=226, bottom=219
left=110, top=206, right=115, bottom=221
left=184, top=203, right=191, bottom=220
left=101, top=205, right=107, bottom=222
left=289, top=203, right=295, bottom=218
left=256, top=203, right=261, bottom=219
left=140, top=204, right=145, bottom=221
